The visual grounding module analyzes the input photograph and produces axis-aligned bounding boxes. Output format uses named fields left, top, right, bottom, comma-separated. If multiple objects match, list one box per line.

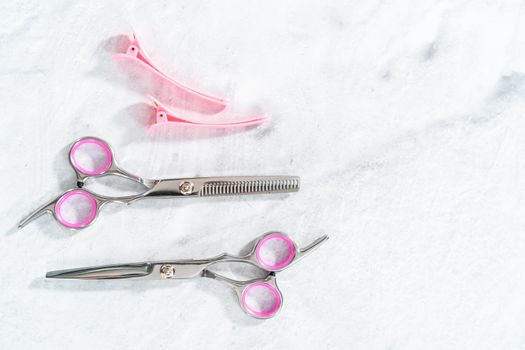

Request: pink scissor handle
left=54, top=189, right=99, bottom=229
left=69, top=137, right=113, bottom=176
left=240, top=279, right=283, bottom=319
left=255, top=232, right=296, bottom=271
left=113, top=32, right=228, bottom=111
left=149, top=96, right=268, bottom=129
left=19, top=185, right=146, bottom=230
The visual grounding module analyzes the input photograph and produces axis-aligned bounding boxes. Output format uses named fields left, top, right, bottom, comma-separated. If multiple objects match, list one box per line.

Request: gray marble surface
left=1, top=1, right=525, bottom=349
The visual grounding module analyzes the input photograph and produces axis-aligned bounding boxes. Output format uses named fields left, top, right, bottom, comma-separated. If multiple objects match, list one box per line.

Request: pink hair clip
left=114, top=31, right=228, bottom=112
left=149, top=95, right=268, bottom=129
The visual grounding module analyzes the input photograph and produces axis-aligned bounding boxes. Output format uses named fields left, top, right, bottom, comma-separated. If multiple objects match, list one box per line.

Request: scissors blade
left=143, top=176, right=300, bottom=198
left=196, top=176, right=300, bottom=197
left=46, top=260, right=213, bottom=280
left=18, top=198, right=56, bottom=229
left=46, top=263, right=153, bottom=280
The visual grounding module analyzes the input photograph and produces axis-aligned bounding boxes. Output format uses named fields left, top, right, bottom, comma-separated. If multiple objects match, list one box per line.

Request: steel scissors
left=46, top=231, right=329, bottom=319
left=19, top=137, right=300, bottom=230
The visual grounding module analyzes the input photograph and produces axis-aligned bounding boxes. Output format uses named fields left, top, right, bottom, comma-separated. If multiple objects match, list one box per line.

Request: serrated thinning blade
left=198, top=177, right=300, bottom=197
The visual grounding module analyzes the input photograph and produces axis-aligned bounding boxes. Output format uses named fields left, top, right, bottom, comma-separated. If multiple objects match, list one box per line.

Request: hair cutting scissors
left=19, top=137, right=300, bottom=230
left=46, top=231, right=329, bottom=319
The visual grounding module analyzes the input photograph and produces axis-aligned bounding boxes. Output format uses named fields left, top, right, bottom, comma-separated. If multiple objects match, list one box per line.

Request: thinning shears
left=19, top=137, right=300, bottom=230
left=46, top=231, right=329, bottom=319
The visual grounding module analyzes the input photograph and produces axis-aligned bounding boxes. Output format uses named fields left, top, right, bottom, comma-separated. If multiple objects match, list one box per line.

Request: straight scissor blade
left=46, top=263, right=153, bottom=280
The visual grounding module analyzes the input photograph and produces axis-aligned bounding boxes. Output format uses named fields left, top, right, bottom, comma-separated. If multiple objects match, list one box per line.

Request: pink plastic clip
left=114, top=31, right=228, bottom=112
left=148, top=96, right=268, bottom=129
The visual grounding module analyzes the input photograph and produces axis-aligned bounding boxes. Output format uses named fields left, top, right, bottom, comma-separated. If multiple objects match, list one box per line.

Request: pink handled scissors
left=46, top=231, right=329, bottom=319
left=19, top=137, right=300, bottom=230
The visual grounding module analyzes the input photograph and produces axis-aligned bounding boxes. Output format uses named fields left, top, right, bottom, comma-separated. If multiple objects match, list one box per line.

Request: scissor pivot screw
left=160, top=265, right=176, bottom=279
left=179, top=181, right=194, bottom=195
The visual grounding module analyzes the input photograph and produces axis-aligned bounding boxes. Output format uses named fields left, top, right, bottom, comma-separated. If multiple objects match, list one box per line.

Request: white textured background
left=2, top=1, right=525, bottom=349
